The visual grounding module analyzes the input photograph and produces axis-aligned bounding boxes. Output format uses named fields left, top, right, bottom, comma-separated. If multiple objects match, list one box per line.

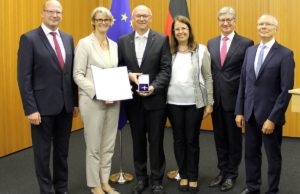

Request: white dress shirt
left=41, top=23, right=66, bottom=62
left=135, top=30, right=150, bottom=67
left=220, top=31, right=235, bottom=53
left=254, top=38, right=275, bottom=72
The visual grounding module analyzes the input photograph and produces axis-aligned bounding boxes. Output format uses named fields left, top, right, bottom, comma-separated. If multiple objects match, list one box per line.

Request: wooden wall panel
left=269, top=0, right=300, bottom=137
left=1, top=0, right=300, bottom=157
left=0, top=0, right=97, bottom=157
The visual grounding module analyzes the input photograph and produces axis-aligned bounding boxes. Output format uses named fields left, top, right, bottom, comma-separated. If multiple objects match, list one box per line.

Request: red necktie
left=50, top=32, right=64, bottom=70
left=220, top=36, right=228, bottom=66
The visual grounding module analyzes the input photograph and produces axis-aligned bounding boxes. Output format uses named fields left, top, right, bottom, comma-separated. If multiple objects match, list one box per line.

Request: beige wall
left=1, top=0, right=299, bottom=157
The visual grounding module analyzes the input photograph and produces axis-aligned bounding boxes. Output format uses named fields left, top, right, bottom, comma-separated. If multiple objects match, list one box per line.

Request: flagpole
left=109, top=127, right=134, bottom=184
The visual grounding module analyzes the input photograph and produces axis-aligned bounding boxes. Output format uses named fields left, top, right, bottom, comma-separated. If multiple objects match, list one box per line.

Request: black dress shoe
left=132, top=180, right=149, bottom=194
left=188, top=185, right=199, bottom=193
left=178, top=179, right=188, bottom=192
left=151, top=185, right=165, bottom=194
left=209, top=174, right=224, bottom=188
left=220, top=178, right=235, bottom=192
left=240, top=188, right=260, bottom=194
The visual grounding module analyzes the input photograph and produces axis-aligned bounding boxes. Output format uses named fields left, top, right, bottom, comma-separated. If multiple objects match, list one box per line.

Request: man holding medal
left=118, top=5, right=171, bottom=194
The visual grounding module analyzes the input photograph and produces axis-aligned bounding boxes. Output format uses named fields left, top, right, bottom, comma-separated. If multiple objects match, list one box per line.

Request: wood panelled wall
left=0, top=0, right=299, bottom=157
left=0, top=0, right=99, bottom=157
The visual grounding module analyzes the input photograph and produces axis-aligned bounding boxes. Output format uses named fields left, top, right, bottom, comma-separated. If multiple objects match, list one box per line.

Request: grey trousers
left=79, top=95, right=120, bottom=187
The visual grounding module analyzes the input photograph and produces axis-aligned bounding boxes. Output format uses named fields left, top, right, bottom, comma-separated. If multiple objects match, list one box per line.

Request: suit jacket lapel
left=128, top=32, right=140, bottom=69
left=38, top=27, right=62, bottom=72
left=60, top=31, right=70, bottom=72
left=212, top=36, right=222, bottom=69
left=257, top=42, right=278, bottom=79
left=250, top=46, right=258, bottom=79
left=224, top=34, right=240, bottom=67
left=90, top=33, right=107, bottom=67
left=141, top=30, right=155, bottom=67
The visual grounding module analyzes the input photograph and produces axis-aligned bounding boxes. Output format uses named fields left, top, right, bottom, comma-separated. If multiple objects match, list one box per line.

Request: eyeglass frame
left=218, top=17, right=235, bottom=23
left=257, top=22, right=277, bottom=27
left=43, top=9, right=63, bottom=16
left=94, top=18, right=111, bottom=23
left=133, top=14, right=151, bottom=19
left=174, top=27, right=189, bottom=32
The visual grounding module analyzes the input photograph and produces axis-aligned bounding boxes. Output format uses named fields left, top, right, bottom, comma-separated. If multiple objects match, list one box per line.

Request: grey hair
left=91, top=6, right=114, bottom=21
left=258, top=13, right=279, bottom=27
left=218, top=7, right=236, bottom=19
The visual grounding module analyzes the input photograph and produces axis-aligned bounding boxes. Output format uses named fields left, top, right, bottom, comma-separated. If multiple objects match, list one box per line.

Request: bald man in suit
left=118, top=5, right=171, bottom=194
left=17, top=1, right=78, bottom=194
left=235, top=14, right=294, bottom=194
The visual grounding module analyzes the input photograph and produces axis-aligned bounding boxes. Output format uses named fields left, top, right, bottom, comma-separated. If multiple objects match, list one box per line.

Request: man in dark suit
left=118, top=5, right=171, bottom=194
left=17, top=1, right=78, bottom=194
left=207, top=7, right=254, bottom=192
left=235, top=14, right=294, bottom=194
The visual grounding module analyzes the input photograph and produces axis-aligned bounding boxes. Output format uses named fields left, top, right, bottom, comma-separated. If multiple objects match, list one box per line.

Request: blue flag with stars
left=107, top=0, right=133, bottom=42
left=107, top=0, right=132, bottom=130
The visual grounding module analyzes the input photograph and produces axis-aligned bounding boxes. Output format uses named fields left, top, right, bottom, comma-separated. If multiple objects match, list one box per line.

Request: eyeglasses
left=44, top=10, right=63, bottom=16
left=218, top=18, right=234, bottom=23
left=134, top=14, right=151, bottom=19
left=174, top=27, right=189, bottom=32
left=94, top=18, right=111, bottom=23
left=257, top=22, right=276, bottom=27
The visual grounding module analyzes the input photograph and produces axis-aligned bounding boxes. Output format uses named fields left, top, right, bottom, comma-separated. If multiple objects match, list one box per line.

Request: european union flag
left=108, top=0, right=133, bottom=130
left=107, top=0, right=133, bottom=42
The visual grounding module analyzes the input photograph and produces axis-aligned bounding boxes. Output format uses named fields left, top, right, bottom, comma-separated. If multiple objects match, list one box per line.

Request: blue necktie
left=255, top=45, right=266, bottom=77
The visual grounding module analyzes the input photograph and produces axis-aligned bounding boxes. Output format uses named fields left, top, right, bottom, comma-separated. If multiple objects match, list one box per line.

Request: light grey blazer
left=73, top=33, right=120, bottom=186
left=73, top=33, right=118, bottom=99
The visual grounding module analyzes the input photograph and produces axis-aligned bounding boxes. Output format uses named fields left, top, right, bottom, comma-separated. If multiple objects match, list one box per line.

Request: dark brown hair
left=170, top=15, right=197, bottom=54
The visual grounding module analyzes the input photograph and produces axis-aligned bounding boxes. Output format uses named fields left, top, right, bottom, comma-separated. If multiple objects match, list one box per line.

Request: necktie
left=50, top=32, right=64, bottom=70
left=255, top=45, right=266, bottom=77
left=220, top=36, right=228, bottom=66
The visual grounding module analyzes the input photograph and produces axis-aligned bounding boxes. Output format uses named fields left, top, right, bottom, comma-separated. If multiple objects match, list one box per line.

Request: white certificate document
left=91, top=65, right=132, bottom=101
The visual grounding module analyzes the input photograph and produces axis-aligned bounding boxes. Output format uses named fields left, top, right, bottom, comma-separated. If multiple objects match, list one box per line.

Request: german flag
left=165, top=0, right=189, bottom=36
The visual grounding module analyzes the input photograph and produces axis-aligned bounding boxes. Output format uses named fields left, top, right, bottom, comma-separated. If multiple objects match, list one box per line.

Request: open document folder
left=91, top=65, right=132, bottom=101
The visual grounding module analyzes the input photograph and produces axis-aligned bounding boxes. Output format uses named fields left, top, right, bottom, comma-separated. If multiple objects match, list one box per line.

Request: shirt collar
left=221, top=31, right=235, bottom=41
left=135, top=29, right=150, bottom=39
left=41, top=23, right=61, bottom=37
left=259, top=38, right=275, bottom=49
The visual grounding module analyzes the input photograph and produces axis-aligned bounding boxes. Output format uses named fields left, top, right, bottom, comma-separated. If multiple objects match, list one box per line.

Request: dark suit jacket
left=235, top=41, right=294, bottom=126
left=17, top=26, right=78, bottom=116
left=207, top=33, right=254, bottom=111
left=118, top=30, right=171, bottom=110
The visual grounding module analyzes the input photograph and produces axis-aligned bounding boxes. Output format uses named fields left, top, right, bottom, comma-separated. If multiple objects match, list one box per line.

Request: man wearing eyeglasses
left=118, top=5, right=171, bottom=194
left=17, top=0, right=78, bottom=194
left=207, top=7, right=254, bottom=192
left=235, top=14, right=294, bottom=194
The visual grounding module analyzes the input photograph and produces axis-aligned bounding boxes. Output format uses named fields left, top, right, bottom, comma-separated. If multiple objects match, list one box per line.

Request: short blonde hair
left=91, top=7, right=114, bottom=29
left=91, top=7, right=113, bottom=21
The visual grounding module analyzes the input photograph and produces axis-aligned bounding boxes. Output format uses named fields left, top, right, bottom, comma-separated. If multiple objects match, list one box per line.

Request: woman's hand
left=203, top=105, right=213, bottom=119
left=104, top=100, right=114, bottom=104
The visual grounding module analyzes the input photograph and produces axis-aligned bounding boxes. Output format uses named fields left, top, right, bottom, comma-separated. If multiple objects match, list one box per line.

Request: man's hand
left=27, top=112, right=41, bottom=125
left=262, top=119, right=275, bottom=134
left=129, top=72, right=143, bottom=85
left=73, top=107, right=79, bottom=118
left=203, top=105, right=213, bottom=119
left=139, top=85, right=155, bottom=96
left=235, top=115, right=245, bottom=128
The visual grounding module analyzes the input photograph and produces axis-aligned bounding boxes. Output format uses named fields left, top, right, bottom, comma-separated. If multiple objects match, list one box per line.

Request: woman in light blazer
left=73, top=7, right=120, bottom=194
